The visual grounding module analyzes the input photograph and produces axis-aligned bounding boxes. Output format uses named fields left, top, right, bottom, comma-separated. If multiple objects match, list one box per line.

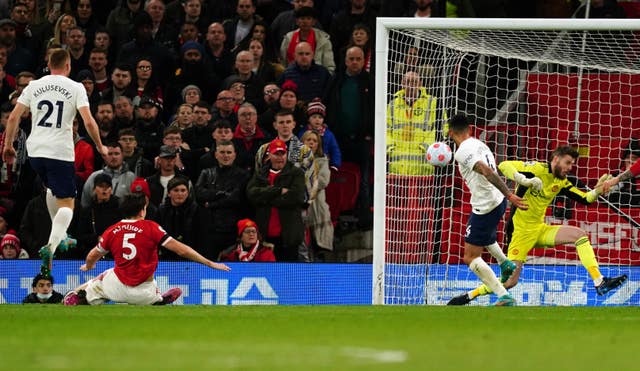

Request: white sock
left=469, top=257, right=508, bottom=297
left=45, top=188, right=59, bottom=221
left=48, top=207, right=73, bottom=253
left=485, top=242, right=507, bottom=264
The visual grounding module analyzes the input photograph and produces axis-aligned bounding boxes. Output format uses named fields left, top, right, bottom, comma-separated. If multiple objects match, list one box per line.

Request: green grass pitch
left=1, top=305, right=639, bottom=370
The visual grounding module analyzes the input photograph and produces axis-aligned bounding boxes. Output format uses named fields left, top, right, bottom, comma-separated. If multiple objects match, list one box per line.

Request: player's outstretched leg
left=499, top=260, right=516, bottom=283
left=596, top=274, right=628, bottom=295
left=447, top=293, right=472, bottom=305
left=38, top=244, right=53, bottom=278
left=154, top=288, right=183, bottom=305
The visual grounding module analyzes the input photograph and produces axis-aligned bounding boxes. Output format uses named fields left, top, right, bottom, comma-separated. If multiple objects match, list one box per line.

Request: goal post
left=373, top=17, right=640, bottom=305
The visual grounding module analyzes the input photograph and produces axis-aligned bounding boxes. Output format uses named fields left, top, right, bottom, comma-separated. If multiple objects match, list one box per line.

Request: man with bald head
left=278, top=42, right=332, bottom=103
left=325, top=45, right=374, bottom=228
left=204, top=22, right=234, bottom=79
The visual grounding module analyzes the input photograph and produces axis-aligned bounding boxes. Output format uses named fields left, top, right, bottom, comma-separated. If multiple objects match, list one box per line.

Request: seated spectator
left=182, top=100, right=214, bottom=163
left=156, top=176, right=206, bottom=260
left=210, top=90, right=238, bottom=128
left=73, top=173, right=121, bottom=259
left=219, top=218, right=276, bottom=262
left=247, top=37, right=278, bottom=86
left=261, top=82, right=280, bottom=115
left=298, top=98, right=341, bottom=170
left=280, top=7, right=335, bottom=74
left=203, top=22, right=234, bottom=81
left=195, top=140, right=250, bottom=259
left=130, top=177, right=158, bottom=221
left=22, top=273, right=64, bottom=304
left=160, top=126, right=192, bottom=178
left=81, top=143, right=136, bottom=208
left=132, top=58, right=163, bottom=106
left=337, top=23, right=373, bottom=74
left=259, top=80, right=306, bottom=135
left=101, top=64, right=136, bottom=104
left=300, top=130, right=334, bottom=255
left=608, top=138, right=640, bottom=207
left=87, top=48, right=110, bottom=94
left=181, top=85, right=202, bottom=106
left=134, top=95, right=166, bottom=162
left=0, top=231, right=28, bottom=259
left=222, top=0, right=262, bottom=51
left=113, top=96, right=136, bottom=130
left=221, top=51, right=265, bottom=112
left=247, top=139, right=306, bottom=262
left=75, top=69, right=100, bottom=107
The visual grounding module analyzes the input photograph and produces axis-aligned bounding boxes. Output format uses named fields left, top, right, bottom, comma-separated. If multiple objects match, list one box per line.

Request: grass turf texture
left=1, top=305, right=638, bottom=371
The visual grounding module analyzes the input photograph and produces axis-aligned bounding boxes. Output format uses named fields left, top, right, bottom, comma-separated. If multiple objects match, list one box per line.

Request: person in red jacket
left=73, top=117, right=94, bottom=191
left=219, top=218, right=276, bottom=262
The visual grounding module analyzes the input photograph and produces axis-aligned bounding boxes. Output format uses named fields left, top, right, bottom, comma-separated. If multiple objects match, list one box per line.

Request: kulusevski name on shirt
left=32, top=84, right=73, bottom=100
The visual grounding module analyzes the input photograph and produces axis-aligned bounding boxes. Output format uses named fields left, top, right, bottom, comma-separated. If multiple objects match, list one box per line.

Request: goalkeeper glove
left=586, top=174, right=612, bottom=202
left=513, top=172, right=543, bottom=191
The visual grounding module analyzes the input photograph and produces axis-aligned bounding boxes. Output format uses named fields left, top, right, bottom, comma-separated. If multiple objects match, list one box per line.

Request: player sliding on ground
left=448, top=114, right=528, bottom=306
left=63, top=193, right=231, bottom=305
left=448, top=145, right=628, bottom=305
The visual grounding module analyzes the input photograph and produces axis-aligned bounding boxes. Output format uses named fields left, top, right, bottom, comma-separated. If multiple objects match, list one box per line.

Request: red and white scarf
left=237, top=241, right=261, bottom=261
left=286, top=28, right=316, bottom=65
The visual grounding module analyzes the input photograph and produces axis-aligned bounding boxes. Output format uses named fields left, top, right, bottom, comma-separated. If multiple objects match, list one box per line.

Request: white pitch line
left=341, top=347, right=408, bottom=363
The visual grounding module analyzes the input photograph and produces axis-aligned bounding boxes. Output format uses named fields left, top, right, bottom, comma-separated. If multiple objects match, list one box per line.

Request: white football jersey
left=18, top=75, right=89, bottom=162
left=454, top=137, right=504, bottom=214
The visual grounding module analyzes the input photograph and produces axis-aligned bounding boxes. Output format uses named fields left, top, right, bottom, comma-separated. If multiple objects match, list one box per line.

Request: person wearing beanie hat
left=22, top=273, right=64, bottom=304
left=167, top=176, right=189, bottom=193
left=298, top=98, right=342, bottom=169
left=258, top=79, right=306, bottom=133
left=0, top=232, right=28, bottom=259
left=219, top=218, right=275, bottom=262
left=180, top=40, right=205, bottom=57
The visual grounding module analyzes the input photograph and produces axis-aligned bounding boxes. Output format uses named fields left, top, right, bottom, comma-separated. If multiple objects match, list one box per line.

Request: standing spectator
left=0, top=18, right=35, bottom=76
left=101, top=64, right=136, bottom=104
left=281, top=6, right=335, bottom=74
left=183, top=100, right=214, bottom=163
left=66, top=26, right=89, bottom=79
left=197, top=119, right=235, bottom=172
left=278, top=42, right=332, bottom=103
left=221, top=50, right=265, bottom=112
left=337, top=23, right=373, bottom=74
left=247, top=138, right=306, bottom=262
left=210, top=90, right=238, bottom=128
left=248, top=38, right=278, bottom=84
left=270, top=0, right=318, bottom=51
left=73, top=0, right=99, bottom=50
left=329, top=0, right=377, bottom=68
left=203, top=22, right=233, bottom=80
left=47, top=13, right=76, bottom=50
left=22, top=273, right=64, bottom=304
left=259, top=79, right=306, bottom=136
left=88, top=48, right=109, bottom=94
left=133, top=95, right=165, bottom=162
left=119, top=128, right=154, bottom=178
left=219, top=218, right=276, bottom=262
left=146, top=0, right=179, bottom=54
left=300, top=130, right=333, bottom=254
left=93, top=28, right=116, bottom=71
left=156, top=176, right=205, bottom=260
left=117, top=11, right=176, bottom=87
left=0, top=230, right=27, bottom=259
left=325, top=45, right=374, bottom=226
left=222, top=0, right=261, bottom=51
left=146, top=145, right=191, bottom=207
left=18, top=188, right=51, bottom=257
left=73, top=117, right=94, bottom=193
left=233, top=102, right=270, bottom=173
left=195, top=140, right=250, bottom=259
left=81, top=143, right=136, bottom=208
left=113, top=96, right=136, bottom=130
left=75, top=69, right=100, bottom=108
left=298, top=98, right=341, bottom=169
left=73, top=173, right=121, bottom=259
left=106, top=0, right=143, bottom=47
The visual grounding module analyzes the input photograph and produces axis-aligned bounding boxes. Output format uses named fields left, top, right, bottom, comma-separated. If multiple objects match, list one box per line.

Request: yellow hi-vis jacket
left=386, top=87, right=447, bottom=175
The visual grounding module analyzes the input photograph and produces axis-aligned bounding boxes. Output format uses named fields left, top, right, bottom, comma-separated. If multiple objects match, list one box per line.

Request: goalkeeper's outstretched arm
left=472, top=161, right=528, bottom=210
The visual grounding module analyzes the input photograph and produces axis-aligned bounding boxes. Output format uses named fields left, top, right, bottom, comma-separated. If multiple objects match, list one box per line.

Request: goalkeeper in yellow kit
left=448, top=145, right=628, bottom=305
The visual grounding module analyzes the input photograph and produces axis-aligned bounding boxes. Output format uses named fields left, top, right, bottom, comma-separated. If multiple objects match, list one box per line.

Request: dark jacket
left=22, top=291, right=64, bottom=304
left=278, top=61, right=332, bottom=103
left=73, top=196, right=122, bottom=258
left=247, top=162, right=306, bottom=250
left=325, top=69, right=374, bottom=141
left=156, top=197, right=206, bottom=260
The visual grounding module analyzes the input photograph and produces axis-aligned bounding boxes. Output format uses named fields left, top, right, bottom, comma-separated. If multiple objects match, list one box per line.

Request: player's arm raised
left=78, top=106, right=108, bottom=157
left=2, top=102, right=27, bottom=164
left=473, top=161, right=528, bottom=210
left=163, top=238, right=231, bottom=271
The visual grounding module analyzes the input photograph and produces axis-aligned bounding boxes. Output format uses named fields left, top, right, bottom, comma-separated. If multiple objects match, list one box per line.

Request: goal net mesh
left=381, top=23, right=640, bottom=305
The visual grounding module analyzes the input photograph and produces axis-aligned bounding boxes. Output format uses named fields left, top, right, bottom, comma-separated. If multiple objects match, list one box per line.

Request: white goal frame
left=373, top=17, right=640, bottom=305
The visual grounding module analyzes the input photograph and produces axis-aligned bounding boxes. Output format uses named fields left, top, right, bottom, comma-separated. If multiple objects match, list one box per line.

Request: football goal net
left=373, top=17, right=640, bottom=306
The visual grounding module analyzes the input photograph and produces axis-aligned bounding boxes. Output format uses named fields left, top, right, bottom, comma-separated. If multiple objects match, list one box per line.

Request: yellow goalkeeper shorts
left=507, top=223, right=561, bottom=262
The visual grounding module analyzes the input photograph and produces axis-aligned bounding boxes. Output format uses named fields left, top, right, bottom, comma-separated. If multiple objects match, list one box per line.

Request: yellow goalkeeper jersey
left=498, top=160, right=593, bottom=227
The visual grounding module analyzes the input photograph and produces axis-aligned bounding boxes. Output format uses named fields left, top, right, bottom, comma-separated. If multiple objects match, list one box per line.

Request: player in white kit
left=1, top=49, right=108, bottom=276
left=63, top=193, right=231, bottom=305
left=448, top=114, right=528, bottom=306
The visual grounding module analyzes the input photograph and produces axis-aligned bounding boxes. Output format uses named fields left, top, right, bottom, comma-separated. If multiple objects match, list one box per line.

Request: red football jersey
left=98, top=219, right=171, bottom=286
